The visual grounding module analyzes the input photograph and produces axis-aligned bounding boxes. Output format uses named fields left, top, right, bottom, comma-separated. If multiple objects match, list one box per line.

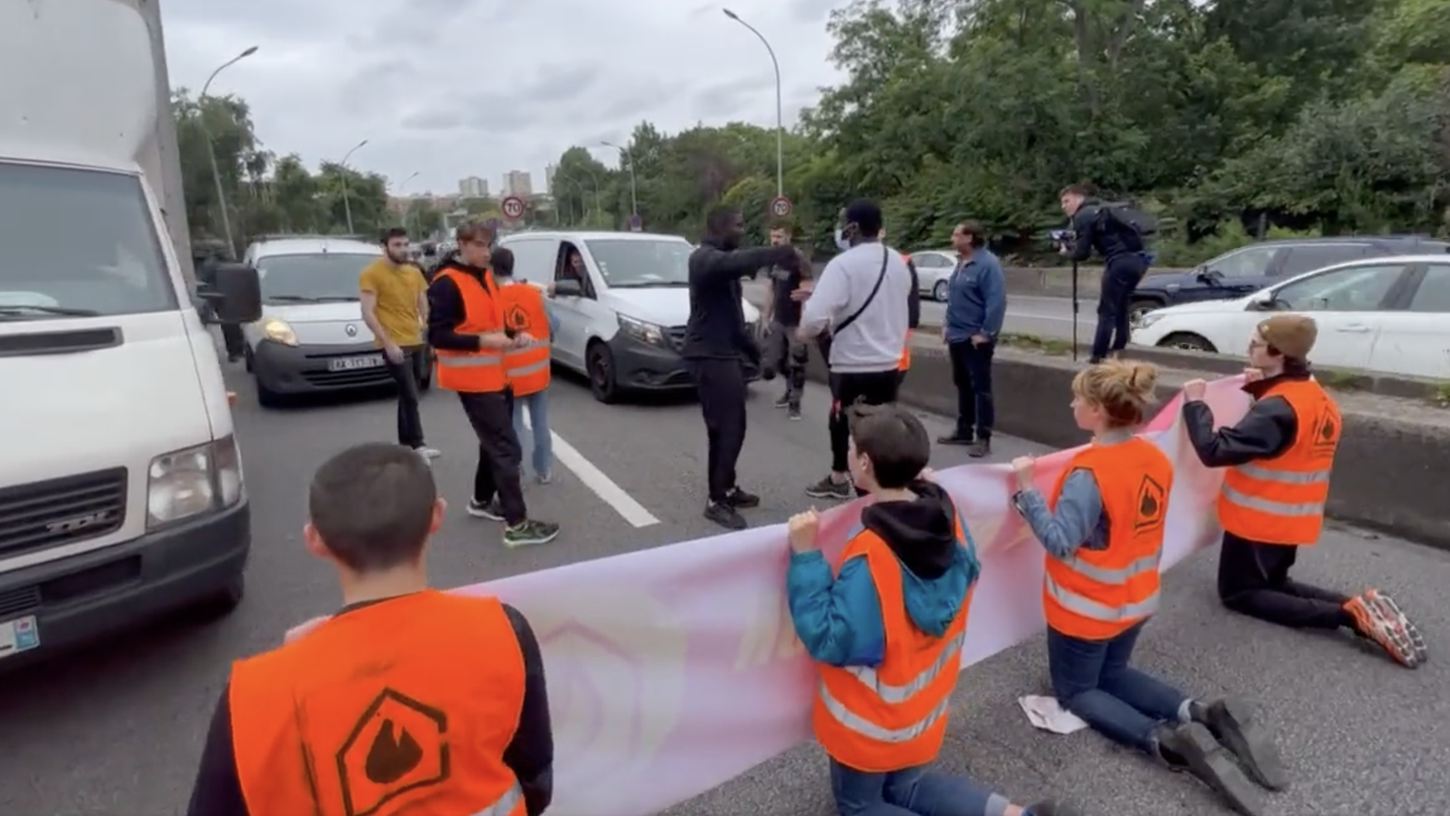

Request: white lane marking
left=521, top=414, right=660, bottom=528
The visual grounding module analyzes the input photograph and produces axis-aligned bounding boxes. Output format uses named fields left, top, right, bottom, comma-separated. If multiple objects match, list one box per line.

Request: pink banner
left=288, top=377, right=1251, bottom=816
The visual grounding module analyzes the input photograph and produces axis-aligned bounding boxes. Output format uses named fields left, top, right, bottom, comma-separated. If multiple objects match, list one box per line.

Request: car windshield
left=583, top=238, right=692, bottom=287
left=255, top=253, right=375, bottom=302
left=0, top=162, right=177, bottom=321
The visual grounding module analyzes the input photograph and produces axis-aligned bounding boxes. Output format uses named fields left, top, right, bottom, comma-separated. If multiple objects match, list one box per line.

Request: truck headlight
left=147, top=435, right=246, bottom=529
left=259, top=317, right=298, bottom=346
left=617, top=314, right=666, bottom=346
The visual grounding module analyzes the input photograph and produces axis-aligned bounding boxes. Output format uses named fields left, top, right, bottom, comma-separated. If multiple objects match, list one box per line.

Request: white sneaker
left=537, top=471, right=553, bottom=484
left=414, top=446, right=441, bottom=459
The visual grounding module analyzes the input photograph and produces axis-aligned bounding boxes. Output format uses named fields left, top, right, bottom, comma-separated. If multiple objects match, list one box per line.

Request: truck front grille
left=0, top=468, right=127, bottom=558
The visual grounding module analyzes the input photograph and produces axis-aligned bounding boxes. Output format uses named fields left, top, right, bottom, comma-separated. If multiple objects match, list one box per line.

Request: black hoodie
left=859, top=480, right=981, bottom=637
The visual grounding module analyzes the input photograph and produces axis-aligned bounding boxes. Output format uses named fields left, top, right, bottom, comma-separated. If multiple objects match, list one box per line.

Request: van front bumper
left=608, top=333, right=761, bottom=391
left=251, top=339, right=399, bottom=395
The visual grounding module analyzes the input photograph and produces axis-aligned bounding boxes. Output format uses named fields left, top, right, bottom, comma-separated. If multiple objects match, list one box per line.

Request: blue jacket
left=787, top=482, right=981, bottom=668
left=943, top=249, right=1007, bottom=344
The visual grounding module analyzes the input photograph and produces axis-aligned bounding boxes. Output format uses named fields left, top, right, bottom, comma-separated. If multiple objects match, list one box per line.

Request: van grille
left=666, top=326, right=687, bottom=351
left=0, top=469, right=127, bottom=558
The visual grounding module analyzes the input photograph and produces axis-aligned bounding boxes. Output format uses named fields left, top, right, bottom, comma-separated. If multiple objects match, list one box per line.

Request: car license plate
left=329, top=354, right=384, bottom=372
left=0, top=615, right=39, bottom=660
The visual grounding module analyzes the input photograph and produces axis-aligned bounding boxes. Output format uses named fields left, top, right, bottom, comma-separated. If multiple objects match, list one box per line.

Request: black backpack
left=1101, top=201, right=1158, bottom=237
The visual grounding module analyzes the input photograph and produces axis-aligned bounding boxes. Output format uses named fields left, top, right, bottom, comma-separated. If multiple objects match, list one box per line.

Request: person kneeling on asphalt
left=787, top=403, right=1082, bottom=816
left=186, top=442, right=554, bottom=816
left=1011, top=360, right=1278, bottom=816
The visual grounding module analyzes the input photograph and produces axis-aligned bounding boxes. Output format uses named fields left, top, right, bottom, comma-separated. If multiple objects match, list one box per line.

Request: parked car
left=495, top=230, right=761, bottom=403
left=1131, top=254, right=1450, bottom=379
left=909, top=249, right=958, bottom=301
left=242, top=237, right=431, bottom=407
left=1128, top=236, right=1450, bottom=324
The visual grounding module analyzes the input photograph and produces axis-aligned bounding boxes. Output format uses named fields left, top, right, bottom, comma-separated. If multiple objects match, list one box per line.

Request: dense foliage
left=548, top=0, right=1450, bottom=263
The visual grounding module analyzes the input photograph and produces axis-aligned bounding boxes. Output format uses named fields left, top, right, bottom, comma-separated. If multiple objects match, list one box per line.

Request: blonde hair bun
left=1072, top=358, right=1160, bottom=428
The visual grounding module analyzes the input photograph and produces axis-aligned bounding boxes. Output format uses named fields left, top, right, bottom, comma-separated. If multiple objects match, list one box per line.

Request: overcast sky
left=161, top=0, right=846, bottom=197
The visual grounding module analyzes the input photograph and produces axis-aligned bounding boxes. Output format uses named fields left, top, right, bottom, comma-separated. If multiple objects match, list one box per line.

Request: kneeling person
left=185, top=443, right=554, bottom=816
left=788, top=403, right=1078, bottom=816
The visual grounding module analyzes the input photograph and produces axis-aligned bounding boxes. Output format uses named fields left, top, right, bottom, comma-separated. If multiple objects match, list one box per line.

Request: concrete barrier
left=804, top=343, right=1450, bottom=550
left=803, top=263, right=1190, bottom=297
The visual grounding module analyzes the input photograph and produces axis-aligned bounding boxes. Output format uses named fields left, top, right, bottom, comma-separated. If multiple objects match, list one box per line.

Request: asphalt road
left=1, top=363, right=1447, bottom=815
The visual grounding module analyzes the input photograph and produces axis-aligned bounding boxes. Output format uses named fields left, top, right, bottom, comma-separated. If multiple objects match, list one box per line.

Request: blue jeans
left=829, top=759, right=1010, bottom=816
left=1046, top=621, right=1188, bottom=752
left=510, top=390, right=552, bottom=476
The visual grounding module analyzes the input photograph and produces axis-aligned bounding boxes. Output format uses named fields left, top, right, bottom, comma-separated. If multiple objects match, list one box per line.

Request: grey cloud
left=595, top=78, right=688, bottom=121
left=787, top=0, right=838, bottom=25
left=690, top=75, right=774, bottom=120
left=398, top=62, right=600, bottom=132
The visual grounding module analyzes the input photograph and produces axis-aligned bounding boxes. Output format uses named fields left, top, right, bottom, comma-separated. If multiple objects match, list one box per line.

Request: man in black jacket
left=684, top=206, right=802, bottom=530
left=1059, top=184, right=1148, bottom=363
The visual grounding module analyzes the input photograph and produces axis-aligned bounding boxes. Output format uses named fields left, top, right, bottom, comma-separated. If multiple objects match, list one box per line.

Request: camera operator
left=1059, top=184, right=1150, bottom=364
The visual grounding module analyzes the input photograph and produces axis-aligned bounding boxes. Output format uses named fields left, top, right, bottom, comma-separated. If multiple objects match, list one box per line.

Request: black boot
left=1191, top=697, right=1287, bottom=791
left=1151, top=722, right=1264, bottom=816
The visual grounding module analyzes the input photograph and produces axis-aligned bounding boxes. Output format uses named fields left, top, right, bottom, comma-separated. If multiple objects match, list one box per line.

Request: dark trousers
left=1217, top=530, right=1350, bottom=629
left=765, top=320, right=808, bottom=406
left=1047, top=621, right=1188, bottom=752
left=384, top=345, right=426, bottom=449
left=947, top=339, right=995, bottom=439
left=685, top=357, right=748, bottom=503
left=458, top=390, right=527, bottom=525
left=828, top=370, right=900, bottom=473
left=1091, top=256, right=1148, bottom=360
left=220, top=323, right=244, bottom=359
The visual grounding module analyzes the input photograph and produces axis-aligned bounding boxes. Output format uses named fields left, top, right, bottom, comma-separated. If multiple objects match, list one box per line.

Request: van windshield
left=0, top=162, right=177, bottom=320
left=256, top=253, right=376, bottom=302
left=583, top=238, right=692, bottom=287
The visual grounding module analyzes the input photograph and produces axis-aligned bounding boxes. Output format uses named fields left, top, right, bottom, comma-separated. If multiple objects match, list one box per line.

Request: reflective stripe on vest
left=471, top=781, right=523, bottom=816
left=438, top=351, right=504, bottom=367
left=1220, top=483, right=1325, bottom=517
left=835, top=629, right=965, bottom=704
left=816, top=675, right=952, bottom=744
left=1044, top=573, right=1161, bottom=621
left=506, top=356, right=550, bottom=377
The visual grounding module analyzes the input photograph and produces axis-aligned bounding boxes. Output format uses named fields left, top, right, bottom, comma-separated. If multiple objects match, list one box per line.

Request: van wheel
left=1158, top=332, right=1217, bottom=353
left=932, top=280, right=949, bottom=302
left=192, top=572, right=245, bottom=620
left=587, top=341, right=620, bottom=404
left=1128, top=298, right=1162, bottom=325
left=256, top=380, right=284, bottom=408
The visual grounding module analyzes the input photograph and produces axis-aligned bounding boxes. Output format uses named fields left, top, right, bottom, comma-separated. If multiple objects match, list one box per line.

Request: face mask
left=834, top=229, right=850, bottom=252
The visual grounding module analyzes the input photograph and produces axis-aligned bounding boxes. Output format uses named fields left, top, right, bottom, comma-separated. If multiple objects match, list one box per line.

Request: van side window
left=556, top=242, right=593, bottom=297
left=504, top=239, right=553, bottom=285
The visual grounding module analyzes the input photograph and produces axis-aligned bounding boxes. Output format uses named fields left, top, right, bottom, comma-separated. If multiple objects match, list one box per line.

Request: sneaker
left=413, top=446, right=442, bottom=459
left=937, top=433, right=973, bottom=446
left=1344, top=592, right=1419, bottom=667
left=725, top=486, right=760, bottom=508
left=467, top=498, right=505, bottom=521
left=969, top=438, right=992, bottom=458
left=787, top=405, right=802, bottom=421
left=1153, top=722, right=1264, bottom=816
left=503, top=519, right=559, bottom=548
left=805, top=475, right=853, bottom=500
left=773, top=394, right=791, bottom=408
left=704, top=501, right=747, bottom=530
left=1023, top=801, right=1085, bottom=816
left=1194, top=697, right=1286, bottom=791
left=1364, top=589, right=1427, bottom=664
left=537, top=471, right=554, bottom=485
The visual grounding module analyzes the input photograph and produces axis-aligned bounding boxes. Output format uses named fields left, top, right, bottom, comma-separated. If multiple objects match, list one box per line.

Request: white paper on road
left=1018, top=695, right=1089, bottom=734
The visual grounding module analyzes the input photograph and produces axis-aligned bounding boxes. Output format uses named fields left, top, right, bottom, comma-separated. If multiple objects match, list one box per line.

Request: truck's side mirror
left=553, top=279, right=582, bottom=298
left=199, top=263, right=262, bottom=324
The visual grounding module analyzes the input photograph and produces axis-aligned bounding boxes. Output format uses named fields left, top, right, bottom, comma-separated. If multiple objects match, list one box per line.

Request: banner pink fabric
left=286, top=377, right=1250, bottom=816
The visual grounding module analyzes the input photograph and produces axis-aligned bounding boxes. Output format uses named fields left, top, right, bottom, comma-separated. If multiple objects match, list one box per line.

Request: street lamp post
left=601, top=141, right=638, bottom=219
left=723, top=9, right=783, bottom=199
left=338, top=139, right=368, bottom=235
left=397, top=171, right=419, bottom=232
left=198, top=45, right=258, bottom=256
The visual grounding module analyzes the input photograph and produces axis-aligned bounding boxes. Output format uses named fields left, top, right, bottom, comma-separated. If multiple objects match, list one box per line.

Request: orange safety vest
left=898, top=253, right=912, bottom=371
left=1217, top=378, right=1339, bottom=545
left=812, top=521, right=972, bottom=772
left=228, top=591, right=528, bottom=816
left=1043, top=437, right=1171, bottom=640
left=498, top=280, right=552, bottom=396
left=433, top=268, right=507, bottom=393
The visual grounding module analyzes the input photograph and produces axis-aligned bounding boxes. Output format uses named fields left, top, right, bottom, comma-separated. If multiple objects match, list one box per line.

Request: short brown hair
left=769, top=222, right=794, bottom=235
left=956, top=220, right=986, bottom=248
left=1059, top=184, right=1091, bottom=198
left=455, top=221, right=495, bottom=244
left=308, top=443, right=437, bottom=572
left=847, top=402, right=930, bottom=489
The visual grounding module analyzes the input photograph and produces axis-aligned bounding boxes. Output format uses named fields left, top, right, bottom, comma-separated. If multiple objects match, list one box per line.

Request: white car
left=909, top=250, right=958, bottom=302
left=496, top=230, right=761, bottom=403
left=241, top=236, right=429, bottom=406
left=1131, top=254, right=1450, bottom=379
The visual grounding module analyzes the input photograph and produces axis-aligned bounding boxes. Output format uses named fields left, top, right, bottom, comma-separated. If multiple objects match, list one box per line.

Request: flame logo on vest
left=505, top=304, right=531, bottom=332
left=1134, top=475, right=1167, bottom=532
left=336, top=688, right=449, bottom=816
left=1310, top=405, right=1339, bottom=455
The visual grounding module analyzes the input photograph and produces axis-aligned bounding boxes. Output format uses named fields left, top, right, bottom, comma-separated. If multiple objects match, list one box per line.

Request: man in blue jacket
left=940, top=221, right=1006, bottom=457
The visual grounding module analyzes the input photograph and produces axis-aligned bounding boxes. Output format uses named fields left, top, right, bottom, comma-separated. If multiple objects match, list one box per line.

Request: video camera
left=1049, top=228, right=1076, bottom=253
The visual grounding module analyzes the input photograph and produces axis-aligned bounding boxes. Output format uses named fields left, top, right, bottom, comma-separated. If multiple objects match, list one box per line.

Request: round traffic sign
left=628, top=214, right=643, bottom=230
left=769, top=195, right=792, bottom=218
left=501, top=196, right=526, bottom=220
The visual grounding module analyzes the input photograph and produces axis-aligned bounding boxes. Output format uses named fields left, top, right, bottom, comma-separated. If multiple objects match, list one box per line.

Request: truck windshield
left=0, top=162, right=177, bottom=319
left=255, top=253, right=376, bottom=302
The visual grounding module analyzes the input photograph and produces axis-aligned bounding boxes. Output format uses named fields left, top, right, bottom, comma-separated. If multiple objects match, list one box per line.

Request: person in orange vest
left=1181, top=315, right=1426, bottom=668
left=428, top=222, right=559, bottom=548
left=1011, top=360, right=1273, bottom=816
left=788, top=402, right=1080, bottom=816
left=185, top=442, right=554, bottom=816
left=490, top=247, right=557, bottom=484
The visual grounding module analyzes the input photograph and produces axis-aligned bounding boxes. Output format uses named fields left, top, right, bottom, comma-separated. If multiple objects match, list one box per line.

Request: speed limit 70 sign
left=769, top=196, right=792, bottom=218
left=501, top=196, right=526, bottom=220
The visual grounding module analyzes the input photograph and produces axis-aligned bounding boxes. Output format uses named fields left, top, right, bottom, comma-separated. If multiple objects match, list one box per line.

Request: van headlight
left=617, top=314, right=666, bottom=346
left=147, top=435, right=246, bottom=529
left=259, top=317, right=298, bottom=346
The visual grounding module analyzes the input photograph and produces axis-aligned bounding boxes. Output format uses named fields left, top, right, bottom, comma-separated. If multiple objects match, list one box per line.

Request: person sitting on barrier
left=1011, top=361, right=1275, bottom=816
left=787, top=402, right=1080, bottom=816
left=186, top=443, right=554, bottom=816
left=1181, top=315, right=1427, bottom=668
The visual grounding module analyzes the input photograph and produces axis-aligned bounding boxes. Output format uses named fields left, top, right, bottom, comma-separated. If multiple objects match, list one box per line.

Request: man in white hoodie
left=797, top=200, right=919, bottom=500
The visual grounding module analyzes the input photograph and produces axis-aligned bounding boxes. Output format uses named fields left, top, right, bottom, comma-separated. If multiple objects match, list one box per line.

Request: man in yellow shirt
left=360, top=227, right=439, bottom=459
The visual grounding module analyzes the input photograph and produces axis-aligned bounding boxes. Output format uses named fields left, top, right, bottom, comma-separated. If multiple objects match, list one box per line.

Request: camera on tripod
left=1049, top=228, right=1076, bottom=253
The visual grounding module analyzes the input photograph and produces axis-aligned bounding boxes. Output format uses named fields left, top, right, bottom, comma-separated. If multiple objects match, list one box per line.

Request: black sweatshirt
left=682, top=237, right=799, bottom=359
left=427, top=256, right=513, bottom=351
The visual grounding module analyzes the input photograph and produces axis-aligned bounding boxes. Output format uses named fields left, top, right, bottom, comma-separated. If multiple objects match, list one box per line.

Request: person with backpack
left=1059, top=184, right=1154, bottom=364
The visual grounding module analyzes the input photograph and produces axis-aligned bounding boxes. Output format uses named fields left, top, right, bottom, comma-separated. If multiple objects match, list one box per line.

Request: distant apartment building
left=458, top=176, right=488, bottom=198
left=502, top=170, right=532, bottom=198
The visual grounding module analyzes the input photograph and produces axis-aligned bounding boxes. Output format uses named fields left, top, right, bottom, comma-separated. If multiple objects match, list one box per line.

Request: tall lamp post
left=338, top=139, right=368, bottom=235
left=198, top=45, right=258, bottom=256
left=723, top=9, right=783, bottom=200
left=396, top=170, right=419, bottom=233
left=601, top=141, right=639, bottom=219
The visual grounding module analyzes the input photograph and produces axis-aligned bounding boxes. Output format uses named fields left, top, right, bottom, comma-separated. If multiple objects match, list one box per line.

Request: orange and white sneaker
left=1344, top=590, right=1421, bottom=668
left=1364, top=589, right=1427, bottom=664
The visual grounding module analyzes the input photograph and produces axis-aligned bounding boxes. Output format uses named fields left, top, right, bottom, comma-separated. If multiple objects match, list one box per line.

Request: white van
left=495, top=230, right=761, bottom=402
left=0, top=0, right=262, bottom=667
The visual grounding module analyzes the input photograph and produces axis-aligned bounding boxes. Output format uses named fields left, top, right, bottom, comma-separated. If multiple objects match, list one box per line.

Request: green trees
left=546, top=0, right=1450, bottom=262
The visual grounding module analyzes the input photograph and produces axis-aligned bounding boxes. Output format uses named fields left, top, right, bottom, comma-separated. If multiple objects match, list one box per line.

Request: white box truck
left=0, top=0, right=263, bottom=667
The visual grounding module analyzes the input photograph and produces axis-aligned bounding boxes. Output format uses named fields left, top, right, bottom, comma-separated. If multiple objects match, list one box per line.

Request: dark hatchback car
left=1129, top=236, right=1450, bottom=323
